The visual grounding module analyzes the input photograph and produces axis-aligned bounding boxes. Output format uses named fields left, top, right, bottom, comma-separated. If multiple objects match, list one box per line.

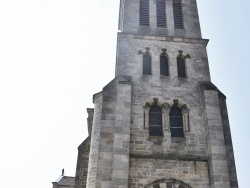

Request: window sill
left=171, top=137, right=185, bottom=143
left=149, top=136, right=163, bottom=143
left=160, top=75, right=170, bottom=78
left=178, top=76, right=187, bottom=79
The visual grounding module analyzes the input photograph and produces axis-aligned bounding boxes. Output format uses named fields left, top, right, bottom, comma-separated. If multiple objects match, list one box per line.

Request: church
left=52, top=0, right=238, bottom=187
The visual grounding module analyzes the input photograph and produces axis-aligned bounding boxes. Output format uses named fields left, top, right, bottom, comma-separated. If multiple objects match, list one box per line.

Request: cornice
left=118, top=32, right=209, bottom=46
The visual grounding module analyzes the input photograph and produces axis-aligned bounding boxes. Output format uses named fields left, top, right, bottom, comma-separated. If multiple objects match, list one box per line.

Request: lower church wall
left=129, top=158, right=209, bottom=188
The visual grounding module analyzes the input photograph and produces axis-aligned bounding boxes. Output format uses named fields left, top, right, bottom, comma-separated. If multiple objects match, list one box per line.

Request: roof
left=199, top=81, right=226, bottom=99
left=53, top=176, right=75, bottom=187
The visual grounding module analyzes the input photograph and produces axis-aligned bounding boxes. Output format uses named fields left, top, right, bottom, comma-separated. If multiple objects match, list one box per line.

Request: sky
left=0, top=0, right=249, bottom=188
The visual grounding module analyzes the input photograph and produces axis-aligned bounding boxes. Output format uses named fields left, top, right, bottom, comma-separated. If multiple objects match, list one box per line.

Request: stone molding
left=177, top=50, right=191, bottom=59
left=118, top=32, right=209, bottom=46
left=145, top=178, right=192, bottom=188
left=138, top=47, right=151, bottom=56
left=160, top=48, right=169, bottom=58
left=130, top=153, right=208, bottom=162
left=87, top=108, right=94, bottom=136
left=92, top=91, right=102, bottom=104
left=117, top=75, right=132, bottom=84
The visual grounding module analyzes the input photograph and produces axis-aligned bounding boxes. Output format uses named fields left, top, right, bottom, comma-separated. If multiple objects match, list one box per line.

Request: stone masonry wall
left=116, top=33, right=210, bottom=159
left=120, top=0, right=201, bottom=38
left=116, top=33, right=210, bottom=81
left=115, top=32, right=216, bottom=187
left=86, top=95, right=103, bottom=188
left=89, top=79, right=117, bottom=188
left=75, top=137, right=91, bottom=188
left=85, top=77, right=120, bottom=188
left=86, top=78, right=132, bottom=188
left=112, top=79, right=132, bottom=188
left=129, top=158, right=209, bottom=188
left=202, top=89, right=231, bottom=188
left=219, top=95, right=238, bottom=188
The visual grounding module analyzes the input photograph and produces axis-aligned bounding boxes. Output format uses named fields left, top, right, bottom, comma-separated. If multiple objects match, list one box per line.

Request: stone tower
left=74, top=0, right=238, bottom=188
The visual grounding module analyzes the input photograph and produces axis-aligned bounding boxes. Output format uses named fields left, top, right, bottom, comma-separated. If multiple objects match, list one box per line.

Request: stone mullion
left=144, top=107, right=150, bottom=129
left=162, top=107, right=170, bottom=131
left=182, top=109, right=190, bottom=132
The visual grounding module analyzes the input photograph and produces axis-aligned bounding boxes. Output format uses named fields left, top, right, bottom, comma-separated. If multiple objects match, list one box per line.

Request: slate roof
left=53, top=176, right=75, bottom=187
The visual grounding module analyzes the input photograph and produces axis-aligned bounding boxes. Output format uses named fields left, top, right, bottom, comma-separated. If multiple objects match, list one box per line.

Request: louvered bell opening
left=177, top=57, right=186, bottom=77
left=173, top=2, right=184, bottom=29
left=140, top=0, right=149, bottom=26
left=149, top=105, right=163, bottom=136
left=160, top=56, right=169, bottom=76
left=143, top=55, right=152, bottom=75
left=170, top=107, right=184, bottom=137
left=156, top=0, right=166, bottom=28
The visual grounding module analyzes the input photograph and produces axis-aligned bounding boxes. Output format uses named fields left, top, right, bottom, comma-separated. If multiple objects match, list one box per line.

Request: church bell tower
left=74, top=0, right=238, bottom=187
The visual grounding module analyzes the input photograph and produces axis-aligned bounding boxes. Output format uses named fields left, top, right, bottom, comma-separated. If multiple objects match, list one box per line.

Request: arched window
left=140, top=0, right=149, bottom=26
left=160, top=55, right=169, bottom=76
left=149, top=105, right=163, bottom=136
left=173, top=0, right=184, bottom=29
left=170, top=107, right=184, bottom=137
left=143, top=55, right=152, bottom=75
left=156, top=0, right=166, bottom=27
left=177, top=57, right=186, bottom=77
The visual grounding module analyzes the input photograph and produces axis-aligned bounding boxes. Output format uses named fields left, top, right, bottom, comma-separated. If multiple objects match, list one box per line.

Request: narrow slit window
left=140, top=0, right=150, bottom=26
left=156, top=0, right=166, bottom=27
left=173, top=0, right=184, bottom=29
left=149, top=105, right=163, bottom=136
left=160, top=56, right=169, bottom=76
left=177, top=57, right=186, bottom=77
left=170, top=107, right=184, bottom=137
left=143, top=55, right=152, bottom=75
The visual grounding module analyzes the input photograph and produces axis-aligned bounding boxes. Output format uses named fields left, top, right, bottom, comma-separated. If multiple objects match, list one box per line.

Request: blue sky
left=0, top=0, right=249, bottom=187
